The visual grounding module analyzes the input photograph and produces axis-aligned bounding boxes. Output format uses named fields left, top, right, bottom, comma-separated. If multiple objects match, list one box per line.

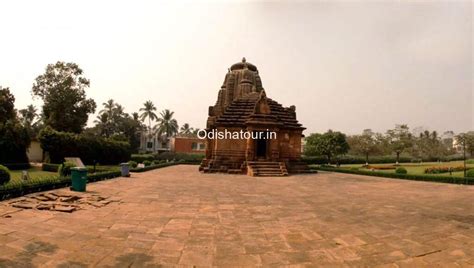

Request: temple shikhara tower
left=200, top=58, right=309, bottom=176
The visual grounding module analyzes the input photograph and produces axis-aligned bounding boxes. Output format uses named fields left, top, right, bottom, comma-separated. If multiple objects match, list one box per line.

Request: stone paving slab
left=0, top=165, right=473, bottom=267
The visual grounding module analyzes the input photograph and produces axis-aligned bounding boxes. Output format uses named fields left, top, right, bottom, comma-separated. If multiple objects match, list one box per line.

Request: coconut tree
left=180, top=123, right=192, bottom=135
left=139, top=101, right=158, bottom=134
left=155, top=109, right=178, bottom=139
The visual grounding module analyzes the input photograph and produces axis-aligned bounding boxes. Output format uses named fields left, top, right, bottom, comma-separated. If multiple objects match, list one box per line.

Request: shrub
left=39, top=127, right=131, bottom=165
left=152, top=160, right=160, bottom=165
left=131, top=154, right=155, bottom=163
left=58, top=161, right=76, bottom=177
left=466, top=159, right=474, bottom=164
left=154, top=152, right=204, bottom=163
left=467, top=169, right=474, bottom=178
left=42, top=163, right=60, bottom=172
left=395, top=167, right=407, bottom=174
left=2, top=163, right=31, bottom=170
left=424, top=166, right=465, bottom=174
left=128, top=161, right=138, bottom=168
left=365, top=165, right=396, bottom=170
left=143, top=160, right=152, bottom=167
left=314, top=166, right=474, bottom=185
left=0, top=165, right=11, bottom=185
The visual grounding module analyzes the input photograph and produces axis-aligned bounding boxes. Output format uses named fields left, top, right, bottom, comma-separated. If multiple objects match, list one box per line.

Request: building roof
left=215, top=91, right=304, bottom=130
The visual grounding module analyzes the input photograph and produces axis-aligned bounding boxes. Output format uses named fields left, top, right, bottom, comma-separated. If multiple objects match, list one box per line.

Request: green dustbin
left=71, top=167, right=87, bottom=192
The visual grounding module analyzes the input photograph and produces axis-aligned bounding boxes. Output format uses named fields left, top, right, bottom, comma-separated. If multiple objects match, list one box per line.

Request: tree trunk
left=396, top=152, right=400, bottom=165
left=365, top=153, right=369, bottom=165
left=327, top=154, right=331, bottom=165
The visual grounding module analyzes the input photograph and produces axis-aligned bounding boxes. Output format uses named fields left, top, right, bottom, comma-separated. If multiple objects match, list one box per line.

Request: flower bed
left=424, top=166, right=466, bottom=174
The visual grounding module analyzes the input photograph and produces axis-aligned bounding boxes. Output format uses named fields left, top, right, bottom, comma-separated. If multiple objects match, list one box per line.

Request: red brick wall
left=171, top=137, right=206, bottom=153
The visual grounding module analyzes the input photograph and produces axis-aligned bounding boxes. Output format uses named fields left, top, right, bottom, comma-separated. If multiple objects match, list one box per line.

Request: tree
left=180, top=123, right=192, bottom=135
left=465, top=131, right=474, bottom=157
left=18, top=104, right=42, bottom=139
left=0, top=86, right=15, bottom=125
left=154, top=109, right=178, bottom=139
left=32, top=61, right=96, bottom=133
left=347, top=129, right=380, bottom=165
left=386, top=124, right=413, bottom=164
left=455, top=133, right=470, bottom=177
left=139, top=100, right=158, bottom=137
left=0, top=87, right=30, bottom=165
left=415, top=130, right=447, bottom=161
left=304, top=130, right=349, bottom=164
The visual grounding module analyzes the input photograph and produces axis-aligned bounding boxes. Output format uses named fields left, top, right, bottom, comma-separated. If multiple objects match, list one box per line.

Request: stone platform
left=0, top=165, right=472, bottom=266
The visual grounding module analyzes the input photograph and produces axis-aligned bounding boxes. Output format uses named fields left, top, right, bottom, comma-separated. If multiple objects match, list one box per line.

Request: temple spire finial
left=242, top=57, right=246, bottom=63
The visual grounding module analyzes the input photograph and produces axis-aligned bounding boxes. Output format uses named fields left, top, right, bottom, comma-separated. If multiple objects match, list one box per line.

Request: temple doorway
left=255, top=137, right=267, bottom=159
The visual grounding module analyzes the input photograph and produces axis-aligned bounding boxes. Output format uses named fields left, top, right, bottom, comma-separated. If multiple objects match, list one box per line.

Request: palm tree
left=180, top=123, right=192, bottom=134
left=100, top=99, right=115, bottom=118
left=155, top=109, right=178, bottom=139
left=139, top=100, right=158, bottom=132
left=18, top=105, right=37, bottom=127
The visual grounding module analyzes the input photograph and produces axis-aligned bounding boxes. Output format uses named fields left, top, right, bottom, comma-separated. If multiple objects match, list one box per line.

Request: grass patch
left=314, top=166, right=474, bottom=185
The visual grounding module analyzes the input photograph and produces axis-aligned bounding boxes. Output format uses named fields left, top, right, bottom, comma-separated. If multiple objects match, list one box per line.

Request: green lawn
left=338, top=161, right=474, bottom=177
left=9, top=166, right=58, bottom=182
left=8, top=165, right=120, bottom=183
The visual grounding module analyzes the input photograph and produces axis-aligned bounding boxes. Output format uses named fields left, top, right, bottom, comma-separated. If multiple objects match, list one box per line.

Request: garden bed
left=313, top=166, right=474, bottom=185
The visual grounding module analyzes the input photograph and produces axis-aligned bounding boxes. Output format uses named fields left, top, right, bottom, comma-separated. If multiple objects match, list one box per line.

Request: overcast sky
left=1, top=0, right=472, bottom=135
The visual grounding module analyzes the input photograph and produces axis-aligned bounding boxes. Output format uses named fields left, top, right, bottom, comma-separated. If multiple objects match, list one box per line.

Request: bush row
left=302, top=155, right=468, bottom=165
left=131, top=152, right=204, bottom=164
left=0, top=170, right=122, bottom=201
left=424, top=166, right=466, bottom=174
left=313, top=166, right=474, bottom=185
left=39, top=127, right=131, bottom=165
left=129, top=160, right=200, bottom=173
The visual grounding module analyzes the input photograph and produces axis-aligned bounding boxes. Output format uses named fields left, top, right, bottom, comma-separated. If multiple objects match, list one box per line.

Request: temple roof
left=215, top=91, right=304, bottom=130
left=230, top=57, right=258, bottom=72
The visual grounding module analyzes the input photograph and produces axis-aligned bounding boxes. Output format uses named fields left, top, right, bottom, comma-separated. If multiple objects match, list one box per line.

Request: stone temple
left=199, top=58, right=309, bottom=176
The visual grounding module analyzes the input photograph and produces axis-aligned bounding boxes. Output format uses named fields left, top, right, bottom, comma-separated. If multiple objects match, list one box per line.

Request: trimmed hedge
left=1, top=163, right=31, bottom=170
left=154, top=152, right=204, bottom=163
left=313, top=166, right=474, bottom=185
left=302, top=155, right=467, bottom=165
left=42, top=163, right=60, bottom=172
left=131, top=152, right=205, bottom=164
left=130, top=161, right=199, bottom=173
left=0, top=169, right=122, bottom=201
left=0, top=165, right=11, bottom=185
left=467, top=169, right=474, bottom=178
left=130, top=154, right=155, bottom=163
left=39, top=127, right=131, bottom=165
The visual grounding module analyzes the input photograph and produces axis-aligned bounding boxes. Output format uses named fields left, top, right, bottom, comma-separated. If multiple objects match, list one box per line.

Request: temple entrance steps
left=247, top=161, right=288, bottom=177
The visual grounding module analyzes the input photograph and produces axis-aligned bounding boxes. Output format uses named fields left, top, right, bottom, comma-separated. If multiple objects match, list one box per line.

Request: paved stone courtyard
left=0, top=165, right=473, bottom=267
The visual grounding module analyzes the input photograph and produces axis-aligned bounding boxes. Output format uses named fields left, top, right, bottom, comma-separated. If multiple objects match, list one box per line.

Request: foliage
left=0, top=87, right=31, bottom=167
left=93, top=100, right=143, bottom=152
left=42, top=163, right=60, bottom=172
left=128, top=161, right=138, bottom=168
left=466, top=169, right=474, bottom=178
left=347, top=129, right=381, bottom=164
left=129, top=161, right=188, bottom=173
left=395, top=167, right=407, bottom=174
left=39, top=126, right=131, bottom=165
left=314, top=166, right=474, bottom=185
left=0, top=165, right=11, bottom=185
left=366, top=165, right=396, bottom=170
left=424, top=166, right=466, bottom=174
left=58, top=161, right=77, bottom=177
left=386, top=124, right=413, bottom=163
left=32, top=61, right=96, bottom=133
left=304, top=130, right=349, bottom=163
left=0, top=86, right=16, bottom=124
left=131, top=154, right=155, bottom=163
left=302, top=155, right=413, bottom=165
left=143, top=160, right=152, bottom=167
left=0, top=169, right=121, bottom=201
left=154, top=109, right=178, bottom=138
left=154, top=152, right=204, bottom=163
